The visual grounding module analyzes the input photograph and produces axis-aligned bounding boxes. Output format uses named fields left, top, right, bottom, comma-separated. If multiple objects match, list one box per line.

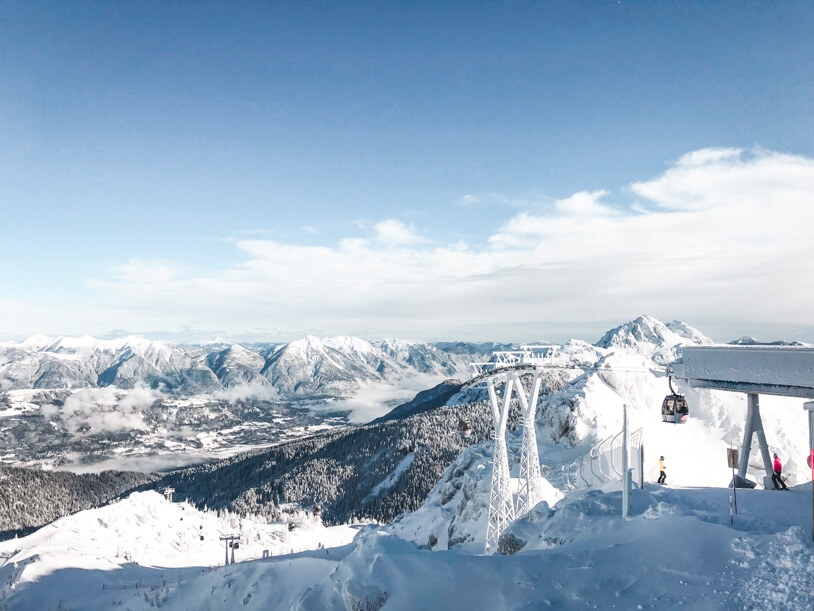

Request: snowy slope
left=311, top=484, right=814, bottom=610
left=4, top=485, right=812, bottom=609
left=400, top=316, right=812, bottom=551
left=0, top=491, right=359, bottom=607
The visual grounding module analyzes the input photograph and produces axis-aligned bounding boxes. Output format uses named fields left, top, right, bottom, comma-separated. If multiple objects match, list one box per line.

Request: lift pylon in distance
left=513, top=371, right=544, bottom=518
left=485, top=375, right=516, bottom=554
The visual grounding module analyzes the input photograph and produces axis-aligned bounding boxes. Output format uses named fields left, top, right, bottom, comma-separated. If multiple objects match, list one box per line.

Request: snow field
left=0, top=491, right=359, bottom=607
left=8, top=483, right=810, bottom=609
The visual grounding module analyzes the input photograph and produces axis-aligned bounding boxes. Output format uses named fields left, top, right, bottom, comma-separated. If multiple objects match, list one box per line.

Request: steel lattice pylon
left=472, top=346, right=557, bottom=554
left=485, top=434, right=515, bottom=553
left=514, top=372, right=543, bottom=518
left=485, top=377, right=516, bottom=553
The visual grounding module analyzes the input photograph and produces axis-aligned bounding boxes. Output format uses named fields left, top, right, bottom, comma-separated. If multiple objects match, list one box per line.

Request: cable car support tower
left=472, top=346, right=554, bottom=553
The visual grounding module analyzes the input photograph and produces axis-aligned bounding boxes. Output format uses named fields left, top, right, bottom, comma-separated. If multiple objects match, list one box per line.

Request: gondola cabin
left=662, top=376, right=689, bottom=423
left=456, top=419, right=472, bottom=437
left=661, top=394, right=689, bottom=423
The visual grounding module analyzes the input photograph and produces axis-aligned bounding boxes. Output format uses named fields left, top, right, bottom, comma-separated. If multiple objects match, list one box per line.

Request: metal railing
left=552, top=427, right=644, bottom=491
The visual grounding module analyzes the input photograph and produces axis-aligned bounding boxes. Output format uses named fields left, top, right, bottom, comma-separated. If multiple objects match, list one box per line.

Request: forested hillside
left=157, top=400, right=499, bottom=525
left=0, top=466, right=156, bottom=538
left=155, top=370, right=570, bottom=525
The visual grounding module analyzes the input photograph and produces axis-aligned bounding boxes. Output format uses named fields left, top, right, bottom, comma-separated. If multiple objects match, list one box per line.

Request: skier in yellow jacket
left=658, top=456, right=666, bottom=485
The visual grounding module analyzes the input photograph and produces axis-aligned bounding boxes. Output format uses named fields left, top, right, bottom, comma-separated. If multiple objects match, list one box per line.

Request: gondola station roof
left=674, top=345, right=814, bottom=398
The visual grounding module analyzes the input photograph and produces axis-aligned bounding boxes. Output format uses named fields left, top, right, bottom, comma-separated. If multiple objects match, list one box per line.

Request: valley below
left=0, top=390, right=350, bottom=472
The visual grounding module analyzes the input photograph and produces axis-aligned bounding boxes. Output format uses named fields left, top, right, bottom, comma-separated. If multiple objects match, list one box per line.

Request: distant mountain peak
left=728, top=336, right=805, bottom=346
left=595, top=315, right=711, bottom=355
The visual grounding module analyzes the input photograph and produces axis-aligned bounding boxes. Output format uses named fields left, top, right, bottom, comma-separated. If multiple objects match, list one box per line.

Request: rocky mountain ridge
left=0, top=335, right=498, bottom=399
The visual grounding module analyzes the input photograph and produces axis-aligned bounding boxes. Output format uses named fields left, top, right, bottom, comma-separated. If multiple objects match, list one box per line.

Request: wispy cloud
left=372, top=219, right=425, bottom=246
left=455, top=190, right=554, bottom=209
left=15, top=148, right=814, bottom=342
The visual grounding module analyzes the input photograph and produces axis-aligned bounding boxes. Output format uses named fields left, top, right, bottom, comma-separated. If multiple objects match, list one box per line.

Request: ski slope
left=0, top=491, right=360, bottom=608
left=1, top=484, right=811, bottom=609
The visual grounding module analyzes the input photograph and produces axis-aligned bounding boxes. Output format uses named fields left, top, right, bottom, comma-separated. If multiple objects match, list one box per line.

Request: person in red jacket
left=772, top=453, right=788, bottom=490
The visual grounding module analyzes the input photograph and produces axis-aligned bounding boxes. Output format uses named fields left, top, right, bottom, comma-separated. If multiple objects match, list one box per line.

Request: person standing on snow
left=658, top=456, right=666, bottom=485
left=772, top=453, right=788, bottom=490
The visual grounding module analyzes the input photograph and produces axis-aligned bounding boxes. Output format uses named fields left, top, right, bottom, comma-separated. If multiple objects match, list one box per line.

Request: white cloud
left=456, top=193, right=481, bottom=206
left=22, top=147, right=814, bottom=342
left=372, top=219, right=424, bottom=246
left=101, top=259, right=185, bottom=290
left=455, top=190, right=553, bottom=209
left=208, top=384, right=280, bottom=403
left=41, top=385, right=159, bottom=436
left=313, top=373, right=447, bottom=423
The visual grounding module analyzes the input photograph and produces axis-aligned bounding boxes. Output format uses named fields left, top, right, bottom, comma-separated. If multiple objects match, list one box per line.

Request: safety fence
left=552, top=427, right=644, bottom=491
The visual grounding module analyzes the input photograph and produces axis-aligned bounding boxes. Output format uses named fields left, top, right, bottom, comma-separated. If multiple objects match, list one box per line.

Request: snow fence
left=554, top=428, right=644, bottom=491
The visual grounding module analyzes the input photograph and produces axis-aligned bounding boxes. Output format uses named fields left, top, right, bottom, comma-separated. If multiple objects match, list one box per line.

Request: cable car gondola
left=661, top=377, right=689, bottom=424
left=456, top=419, right=472, bottom=437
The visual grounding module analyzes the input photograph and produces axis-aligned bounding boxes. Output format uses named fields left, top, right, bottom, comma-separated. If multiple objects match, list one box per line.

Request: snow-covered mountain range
left=0, top=335, right=510, bottom=471
left=0, top=334, right=498, bottom=397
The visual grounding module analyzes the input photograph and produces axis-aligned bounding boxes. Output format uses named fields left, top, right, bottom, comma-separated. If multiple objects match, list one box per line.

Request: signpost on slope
left=727, top=448, right=738, bottom=515
left=622, top=404, right=630, bottom=519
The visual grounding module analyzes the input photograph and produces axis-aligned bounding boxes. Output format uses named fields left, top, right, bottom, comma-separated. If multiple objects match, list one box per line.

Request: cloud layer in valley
left=40, top=385, right=159, bottom=436
left=9, top=147, right=814, bottom=342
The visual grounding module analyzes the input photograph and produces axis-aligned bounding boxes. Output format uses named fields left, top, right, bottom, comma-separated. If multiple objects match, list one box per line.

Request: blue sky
left=1, top=1, right=813, bottom=343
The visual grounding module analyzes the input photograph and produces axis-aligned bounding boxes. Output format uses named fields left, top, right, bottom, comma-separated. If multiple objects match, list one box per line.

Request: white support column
left=752, top=397, right=775, bottom=490
left=485, top=376, right=516, bottom=554
left=805, top=402, right=814, bottom=452
left=737, top=393, right=775, bottom=489
left=737, top=395, right=755, bottom=481
left=514, top=372, right=543, bottom=518
left=804, top=401, right=814, bottom=543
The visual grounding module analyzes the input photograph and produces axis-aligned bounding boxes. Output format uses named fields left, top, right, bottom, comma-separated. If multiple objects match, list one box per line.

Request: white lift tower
left=471, top=345, right=558, bottom=553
